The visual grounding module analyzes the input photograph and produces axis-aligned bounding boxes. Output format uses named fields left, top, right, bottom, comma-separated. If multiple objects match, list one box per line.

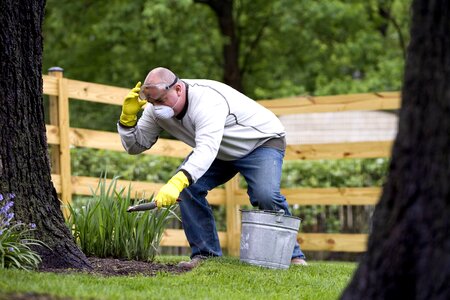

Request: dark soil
left=40, top=256, right=190, bottom=277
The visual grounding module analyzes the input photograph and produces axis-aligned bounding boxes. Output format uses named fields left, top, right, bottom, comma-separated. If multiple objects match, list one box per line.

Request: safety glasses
left=139, top=76, right=178, bottom=102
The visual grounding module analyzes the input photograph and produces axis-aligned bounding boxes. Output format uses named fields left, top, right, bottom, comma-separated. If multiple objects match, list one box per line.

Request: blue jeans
left=178, top=146, right=306, bottom=260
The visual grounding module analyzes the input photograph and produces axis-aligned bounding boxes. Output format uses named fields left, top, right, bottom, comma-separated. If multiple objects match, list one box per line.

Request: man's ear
left=176, top=83, right=183, bottom=95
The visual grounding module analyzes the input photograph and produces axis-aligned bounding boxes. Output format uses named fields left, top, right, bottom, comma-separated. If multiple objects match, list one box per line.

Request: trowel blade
left=126, top=202, right=157, bottom=212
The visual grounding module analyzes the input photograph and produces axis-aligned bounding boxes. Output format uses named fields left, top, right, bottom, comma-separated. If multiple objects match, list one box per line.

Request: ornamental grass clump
left=0, top=193, right=46, bottom=270
left=67, top=175, right=179, bottom=261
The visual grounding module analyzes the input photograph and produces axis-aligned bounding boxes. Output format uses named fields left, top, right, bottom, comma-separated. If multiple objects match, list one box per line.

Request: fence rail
left=43, top=70, right=400, bottom=255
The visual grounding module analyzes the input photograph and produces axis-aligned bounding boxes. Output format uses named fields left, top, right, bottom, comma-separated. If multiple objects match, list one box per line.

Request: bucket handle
left=276, top=209, right=285, bottom=223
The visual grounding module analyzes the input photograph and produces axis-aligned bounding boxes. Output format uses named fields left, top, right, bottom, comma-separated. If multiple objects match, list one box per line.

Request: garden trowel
left=126, top=201, right=157, bottom=212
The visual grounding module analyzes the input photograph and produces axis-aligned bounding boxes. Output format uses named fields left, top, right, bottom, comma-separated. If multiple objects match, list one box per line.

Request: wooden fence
left=44, top=67, right=400, bottom=256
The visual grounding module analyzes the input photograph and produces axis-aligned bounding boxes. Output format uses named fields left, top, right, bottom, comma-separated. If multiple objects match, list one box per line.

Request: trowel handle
left=126, top=198, right=181, bottom=212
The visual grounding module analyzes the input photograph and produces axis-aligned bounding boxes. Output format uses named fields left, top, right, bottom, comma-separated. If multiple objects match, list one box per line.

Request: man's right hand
left=155, top=171, right=190, bottom=208
left=119, top=82, right=147, bottom=127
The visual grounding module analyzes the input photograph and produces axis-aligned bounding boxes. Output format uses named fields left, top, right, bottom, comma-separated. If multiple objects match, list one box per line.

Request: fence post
left=48, top=67, right=72, bottom=217
left=225, top=175, right=241, bottom=256
left=48, top=68, right=62, bottom=175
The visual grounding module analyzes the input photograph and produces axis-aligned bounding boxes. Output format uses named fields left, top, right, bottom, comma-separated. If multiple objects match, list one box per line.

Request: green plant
left=67, top=174, right=180, bottom=261
left=0, top=193, right=46, bottom=271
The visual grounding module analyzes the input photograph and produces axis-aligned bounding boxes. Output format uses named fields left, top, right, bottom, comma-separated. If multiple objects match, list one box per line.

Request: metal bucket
left=240, top=209, right=301, bottom=269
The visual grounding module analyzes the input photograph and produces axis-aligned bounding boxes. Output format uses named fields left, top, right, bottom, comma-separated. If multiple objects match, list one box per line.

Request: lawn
left=0, top=256, right=356, bottom=300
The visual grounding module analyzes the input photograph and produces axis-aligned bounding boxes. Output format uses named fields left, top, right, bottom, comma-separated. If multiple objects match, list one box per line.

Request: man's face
left=139, top=85, right=169, bottom=105
left=139, top=76, right=179, bottom=106
left=139, top=83, right=181, bottom=112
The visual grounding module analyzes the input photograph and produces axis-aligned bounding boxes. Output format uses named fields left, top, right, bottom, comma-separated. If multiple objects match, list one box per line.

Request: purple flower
left=0, top=205, right=14, bottom=227
left=7, top=212, right=14, bottom=222
left=8, top=247, right=14, bottom=252
left=29, top=223, right=36, bottom=229
left=0, top=194, right=3, bottom=201
left=1, top=200, right=13, bottom=214
left=0, top=201, right=14, bottom=220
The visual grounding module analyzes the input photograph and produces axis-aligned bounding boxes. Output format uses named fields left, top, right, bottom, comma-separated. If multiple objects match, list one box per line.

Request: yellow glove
left=119, top=82, right=147, bottom=127
left=155, top=171, right=190, bottom=208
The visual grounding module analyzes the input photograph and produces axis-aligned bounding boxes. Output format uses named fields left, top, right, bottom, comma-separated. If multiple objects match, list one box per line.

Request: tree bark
left=341, top=0, right=449, bottom=299
left=194, top=0, right=243, bottom=92
left=0, top=0, right=91, bottom=269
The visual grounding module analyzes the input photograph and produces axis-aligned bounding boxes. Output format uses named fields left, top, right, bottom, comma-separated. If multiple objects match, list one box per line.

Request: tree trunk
left=0, top=0, right=91, bottom=269
left=341, top=0, right=449, bottom=299
left=194, top=0, right=243, bottom=92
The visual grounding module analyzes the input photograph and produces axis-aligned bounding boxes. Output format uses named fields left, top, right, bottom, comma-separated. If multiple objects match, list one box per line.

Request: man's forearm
left=117, top=123, right=157, bottom=154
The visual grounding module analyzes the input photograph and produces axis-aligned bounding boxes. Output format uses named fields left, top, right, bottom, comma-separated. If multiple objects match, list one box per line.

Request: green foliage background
left=43, top=0, right=411, bottom=95
left=43, top=0, right=411, bottom=131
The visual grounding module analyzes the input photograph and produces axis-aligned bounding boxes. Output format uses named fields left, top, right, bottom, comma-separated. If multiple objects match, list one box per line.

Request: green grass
left=0, top=256, right=356, bottom=300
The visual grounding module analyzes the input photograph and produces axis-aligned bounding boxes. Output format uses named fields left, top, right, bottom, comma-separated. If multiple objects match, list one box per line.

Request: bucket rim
left=240, top=209, right=302, bottom=221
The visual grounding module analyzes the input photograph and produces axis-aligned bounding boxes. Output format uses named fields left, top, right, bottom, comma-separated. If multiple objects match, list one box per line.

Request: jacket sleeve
left=117, top=106, right=162, bottom=154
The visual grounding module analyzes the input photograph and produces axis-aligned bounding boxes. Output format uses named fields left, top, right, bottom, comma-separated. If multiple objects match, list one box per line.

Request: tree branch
left=241, top=16, right=271, bottom=76
left=378, top=2, right=407, bottom=59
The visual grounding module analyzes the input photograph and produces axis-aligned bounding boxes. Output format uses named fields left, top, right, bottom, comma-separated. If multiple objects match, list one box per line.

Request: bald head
left=139, top=67, right=185, bottom=110
left=144, top=67, right=177, bottom=86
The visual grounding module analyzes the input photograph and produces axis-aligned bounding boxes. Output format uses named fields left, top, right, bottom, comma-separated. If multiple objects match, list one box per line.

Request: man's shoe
left=177, top=255, right=208, bottom=269
left=291, top=257, right=308, bottom=266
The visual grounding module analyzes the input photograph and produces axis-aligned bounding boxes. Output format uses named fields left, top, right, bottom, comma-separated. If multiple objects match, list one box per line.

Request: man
left=117, top=67, right=307, bottom=268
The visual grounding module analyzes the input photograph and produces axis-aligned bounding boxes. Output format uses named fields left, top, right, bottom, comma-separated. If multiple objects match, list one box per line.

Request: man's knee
left=250, top=190, right=274, bottom=208
left=250, top=188, right=287, bottom=210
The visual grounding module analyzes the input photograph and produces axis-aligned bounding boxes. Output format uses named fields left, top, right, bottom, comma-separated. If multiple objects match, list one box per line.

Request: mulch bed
left=39, top=256, right=191, bottom=277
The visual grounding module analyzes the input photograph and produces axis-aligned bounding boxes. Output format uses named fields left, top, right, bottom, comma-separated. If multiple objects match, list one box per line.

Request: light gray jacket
left=118, top=79, right=285, bottom=183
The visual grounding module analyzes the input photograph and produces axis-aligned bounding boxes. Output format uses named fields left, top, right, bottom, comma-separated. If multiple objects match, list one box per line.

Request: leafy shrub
left=282, top=158, right=389, bottom=188
left=0, top=193, right=47, bottom=270
left=70, top=149, right=389, bottom=189
left=280, top=159, right=389, bottom=233
left=70, top=148, right=182, bottom=182
left=67, top=175, right=180, bottom=261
